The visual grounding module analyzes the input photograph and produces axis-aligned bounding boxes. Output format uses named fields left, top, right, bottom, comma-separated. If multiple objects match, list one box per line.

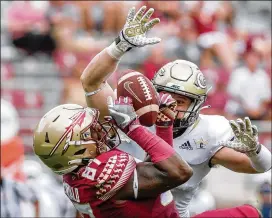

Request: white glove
left=107, top=96, right=140, bottom=133
left=107, top=6, right=161, bottom=59
left=223, top=117, right=260, bottom=156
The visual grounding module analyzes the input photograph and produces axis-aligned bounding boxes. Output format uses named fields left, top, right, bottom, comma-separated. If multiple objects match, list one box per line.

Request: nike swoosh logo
left=124, top=81, right=142, bottom=103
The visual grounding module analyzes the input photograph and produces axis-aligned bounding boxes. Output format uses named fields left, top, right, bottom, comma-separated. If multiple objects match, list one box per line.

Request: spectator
left=0, top=175, right=39, bottom=217
left=1, top=99, right=25, bottom=181
left=7, top=1, right=56, bottom=55
left=84, top=1, right=127, bottom=36
left=225, top=36, right=271, bottom=120
left=48, top=1, right=107, bottom=76
left=141, top=42, right=170, bottom=80
left=144, top=1, right=182, bottom=23
left=258, top=181, right=271, bottom=218
left=22, top=160, right=78, bottom=217
left=204, top=68, right=230, bottom=116
left=48, top=0, right=95, bottom=54
left=186, top=1, right=237, bottom=72
left=174, top=15, right=201, bottom=65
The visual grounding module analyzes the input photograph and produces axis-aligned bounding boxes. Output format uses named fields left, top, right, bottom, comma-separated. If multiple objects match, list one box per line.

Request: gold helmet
left=152, top=60, right=208, bottom=130
left=33, top=104, right=120, bottom=175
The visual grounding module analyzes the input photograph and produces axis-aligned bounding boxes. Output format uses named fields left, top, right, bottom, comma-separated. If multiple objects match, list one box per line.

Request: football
left=117, top=70, right=159, bottom=127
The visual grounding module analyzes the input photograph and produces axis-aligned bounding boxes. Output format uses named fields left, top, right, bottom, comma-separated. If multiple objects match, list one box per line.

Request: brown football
left=117, top=70, right=159, bottom=127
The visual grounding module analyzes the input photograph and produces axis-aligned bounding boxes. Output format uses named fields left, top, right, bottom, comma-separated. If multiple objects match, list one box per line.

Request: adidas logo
left=179, top=141, right=193, bottom=150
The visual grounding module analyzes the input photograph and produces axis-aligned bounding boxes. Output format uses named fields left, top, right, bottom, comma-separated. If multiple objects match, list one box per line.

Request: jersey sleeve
left=214, top=116, right=234, bottom=143
left=90, top=151, right=137, bottom=201
left=208, top=116, right=234, bottom=166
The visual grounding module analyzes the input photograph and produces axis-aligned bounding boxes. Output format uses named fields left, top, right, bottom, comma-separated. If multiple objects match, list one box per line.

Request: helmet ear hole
left=45, top=132, right=50, bottom=143
left=53, top=163, right=63, bottom=170
left=74, top=149, right=86, bottom=155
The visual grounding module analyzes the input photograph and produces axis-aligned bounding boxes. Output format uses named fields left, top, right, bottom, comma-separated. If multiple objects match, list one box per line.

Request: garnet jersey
left=63, top=149, right=178, bottom=218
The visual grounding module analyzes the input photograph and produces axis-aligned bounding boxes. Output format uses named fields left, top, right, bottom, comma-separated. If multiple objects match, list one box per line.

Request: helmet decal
left=195, top=72, right=207, bottom=89
left=158, top=67, right=166, bottom=76
left=49, top=110, right=87, bottom=156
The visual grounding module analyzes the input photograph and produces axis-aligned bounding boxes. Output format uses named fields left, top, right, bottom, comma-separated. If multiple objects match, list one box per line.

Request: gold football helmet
left=152, top=60, right=209, bottom=130
left=33, top=104, right=120, bottom=175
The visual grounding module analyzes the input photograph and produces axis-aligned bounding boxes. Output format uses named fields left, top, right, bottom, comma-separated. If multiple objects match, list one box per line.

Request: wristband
left=249, top=144, right=271, bottom=172
left=106, top=36, right=132, bottom=60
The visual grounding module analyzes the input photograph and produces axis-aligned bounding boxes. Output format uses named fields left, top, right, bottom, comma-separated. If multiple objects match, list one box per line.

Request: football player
left=33, top=6, right=194, bottom=218
left=151, top=59, right=272, bottom=217
left=33, top=103, right=192, bottom=218
left=79, top=4, right=271, bottom=217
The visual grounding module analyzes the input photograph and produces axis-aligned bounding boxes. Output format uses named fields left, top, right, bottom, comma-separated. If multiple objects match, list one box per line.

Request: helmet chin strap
left=198, top=86, right=212, bottom=112
left=199, top=105, right=211, bottom=111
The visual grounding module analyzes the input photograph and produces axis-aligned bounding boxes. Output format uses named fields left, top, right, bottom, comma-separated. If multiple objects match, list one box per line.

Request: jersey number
left=82, top=167, right=97, bottom=180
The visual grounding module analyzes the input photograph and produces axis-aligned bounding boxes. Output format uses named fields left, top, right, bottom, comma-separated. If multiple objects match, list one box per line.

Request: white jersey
left=118, top=114, right=234, bottom=217
left=172, top=114, right=234, bottom=217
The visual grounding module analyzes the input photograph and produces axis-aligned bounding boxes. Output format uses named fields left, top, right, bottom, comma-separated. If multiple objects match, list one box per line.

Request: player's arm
left=211, top=117, right=271, bottom=174
left=108, top=97, right=193, bottom=200
left=116, top=153, right=192, bottom=200
left=144, top=92, right=177, bottom=162
left=80, top=6, right=160, bottom=120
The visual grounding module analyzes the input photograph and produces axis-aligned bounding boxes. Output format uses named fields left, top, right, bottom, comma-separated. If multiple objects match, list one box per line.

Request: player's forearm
left=128, top=126, right=193, bottom=183
left=220, top=156, right=259, bottom=174
left=80, top=48, right=119, bottom=92
left=156, top=125, right=173, bottom=147
left=213, top=146, right=271, bottom=174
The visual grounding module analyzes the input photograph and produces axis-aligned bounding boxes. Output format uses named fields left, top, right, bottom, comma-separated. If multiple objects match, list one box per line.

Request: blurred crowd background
left=1, top=1, right=271, bottom=217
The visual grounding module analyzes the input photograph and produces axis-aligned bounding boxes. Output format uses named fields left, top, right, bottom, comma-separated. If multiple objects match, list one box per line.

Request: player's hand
left=224, top=117, right=260, bottom=156
left=107, top=96, right=140, bottom=133
left=115, top=5, right=161, bottom=53
left=155, top=92, right=177, bottom=127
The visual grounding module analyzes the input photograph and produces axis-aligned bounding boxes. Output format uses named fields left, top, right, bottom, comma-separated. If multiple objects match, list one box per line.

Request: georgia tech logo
left=195, top=72, right=207, bottom=89
left=194, top=137, right=208, bottom=149
left=124, top=81, right=142, bottom=103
